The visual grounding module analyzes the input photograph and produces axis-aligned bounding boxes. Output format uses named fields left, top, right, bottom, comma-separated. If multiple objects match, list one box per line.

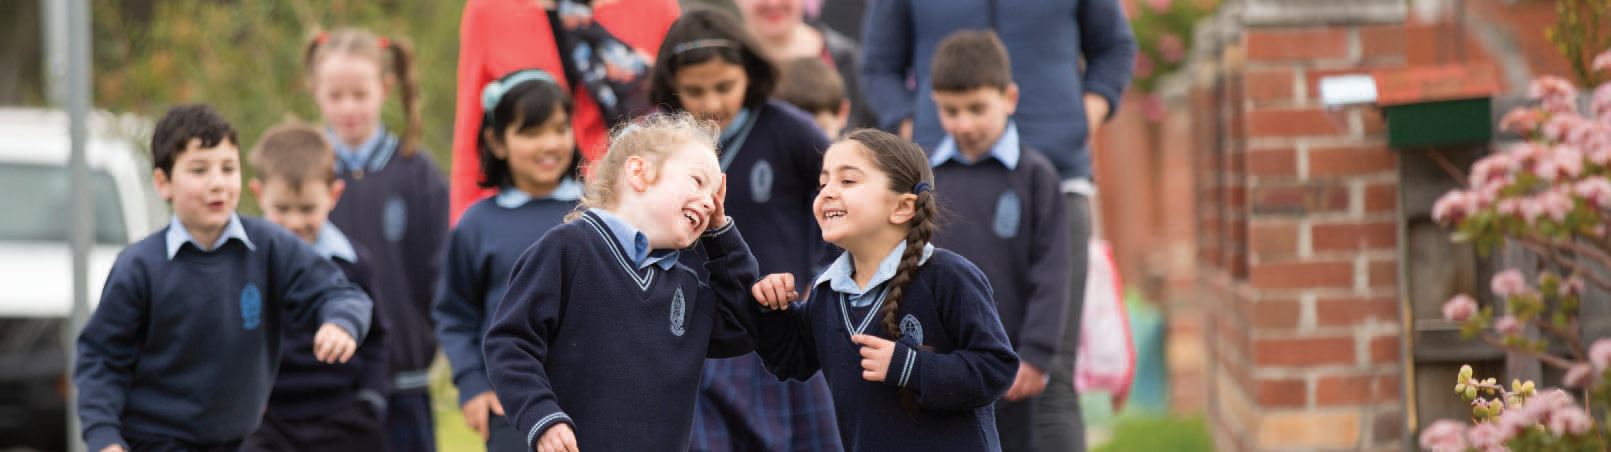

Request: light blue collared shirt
left=930, top=121, right=1021, bottom=170
left=588, top=208, right=680, bottom=271
left=493, top=177, right=584, bottom=209
left=330, top=126, right=391, bottom=174
left=311, top=221, right=358, bottom=263
left=165, top=213, right=256, bottom=260
left=814, top=241, right=936, bottom=308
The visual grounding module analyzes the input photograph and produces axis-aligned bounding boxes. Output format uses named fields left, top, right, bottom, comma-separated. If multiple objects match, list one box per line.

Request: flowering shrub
left=1127, top=0, right=1214, bottom=120
left=1423, top=48, right=1611, bottom=452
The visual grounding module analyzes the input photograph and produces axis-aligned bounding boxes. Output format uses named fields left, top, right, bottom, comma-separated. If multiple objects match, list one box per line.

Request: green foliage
left=1546, top=0, right=1611, bottom=87
left=1093, top=416, right=1215, bottom=452
left=91, top=0, right=467, bottom=214
left=1126, top=0, right=1215, bottom=94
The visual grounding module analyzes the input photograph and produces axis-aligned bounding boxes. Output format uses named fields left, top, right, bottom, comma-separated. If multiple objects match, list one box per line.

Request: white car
left=0, top=108, right=166, bottom=451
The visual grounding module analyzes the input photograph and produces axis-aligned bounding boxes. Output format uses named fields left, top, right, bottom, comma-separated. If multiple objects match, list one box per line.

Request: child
left=925, top=30, right=1072, bottom=452
left=433, top=69, right=582, bottom=452
left=304, top=28, right=449, bottom=451
left=74, top=104, right=372, bottom=452
left=483, top=112, right=760, bottom=452
left=243, top=123, right=393, bottom=452
left=776, top=56, right=851, bottom=139
left=646, top=8, right=841, bottom=451
left=750, top=128, right=1020, bottom=451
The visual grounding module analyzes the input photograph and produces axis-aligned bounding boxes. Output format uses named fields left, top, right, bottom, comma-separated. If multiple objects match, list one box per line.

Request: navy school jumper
left=327, top=129, right=449, bottom=391
left=75, top=215, right=373, bottom=452
left=751, top=246, right=1019, bottom=452
left=484, top=211, right=760, bottom=451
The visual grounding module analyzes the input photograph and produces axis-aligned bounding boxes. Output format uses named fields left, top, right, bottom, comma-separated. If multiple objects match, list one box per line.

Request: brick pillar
left=1190, top=0, right=1409, bottom=450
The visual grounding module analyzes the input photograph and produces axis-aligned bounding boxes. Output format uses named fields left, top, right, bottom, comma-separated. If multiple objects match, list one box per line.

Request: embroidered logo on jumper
left=670, top=287, right=687, bottom=336
left=240, top=283, right=262, bottom=330
left=383, top=195, right=408, bottom=242
left=750, top=160, right=774, bottom=204
left=900, top=314, right=923, bottom=345
left=993, top=190, right=1022, bottom=239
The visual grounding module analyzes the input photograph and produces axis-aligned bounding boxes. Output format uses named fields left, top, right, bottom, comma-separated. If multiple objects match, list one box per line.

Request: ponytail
left=303, top=28, right=421, bottom=157
left=386, top=36, right=422, bottom=158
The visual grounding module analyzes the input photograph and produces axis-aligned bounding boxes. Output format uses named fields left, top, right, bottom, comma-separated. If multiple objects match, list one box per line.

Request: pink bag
left=1074, top=240, right=1136, bottom=412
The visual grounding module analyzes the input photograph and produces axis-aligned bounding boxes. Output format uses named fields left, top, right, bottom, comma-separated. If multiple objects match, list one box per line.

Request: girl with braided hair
left=750, top=128, right=1019, bottom=451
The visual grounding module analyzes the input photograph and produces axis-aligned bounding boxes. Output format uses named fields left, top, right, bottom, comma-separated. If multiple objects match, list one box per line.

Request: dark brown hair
left=479, top=71, right=578, bottom=189
left=151, top=103, right=239, bottom=176
left=250, top=122, right=337, bottom=187
left=775, top=57, right=845, bottom=115
left=647, top=7, right=776, bottom=111
left=930, top=29, right=1013, bottom=93
left=303, top=27, right=423, bottom=157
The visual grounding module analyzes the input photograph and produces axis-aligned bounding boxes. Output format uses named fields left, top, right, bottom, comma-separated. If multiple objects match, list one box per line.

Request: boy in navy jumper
left=926, top=30, right=1072, bottom=452
left=243, top=123, right=391, bottom=451
left=483, top=112, right=762, bottom=452
left=74, top=104, right=372, bottom=452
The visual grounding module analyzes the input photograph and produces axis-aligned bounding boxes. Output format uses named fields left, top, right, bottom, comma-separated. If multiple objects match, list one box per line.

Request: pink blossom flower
left=1593, top=49, right=1611, bottom=72
left=1418, top=419, right=1470, bottom=452
left=1443, top=294, right=1478, bottom=322
left=1590, top=338, right=1611, bottom=369
left=1499, top=108, right=1543, bottom=135
left=1521, top=200, right=1547, bottom=225
left=1467, top=422, right=1506, bottom=450
left=1543, top=114, right=1585, bottom=144
left=1133, top=53, right=1155, bottom=79
left=1471, top=152, right=1517, bottom=186
left=1552, top=145, right=1585, bottom=178
left=1432, top=190, right=1474, bottom=224
left=1157, top=33, right=1185, bottom=64
left=1495, top=315, right=1523, bottom=336
left=1492, top=270, right=1528, bottom=297
left=1563, top=277, right=1585, bottom=296
left=1547, top=406, right=1593, bottom=436
left=1532, top=155, right=1561, bottom=181
left=1499, top=403, right=1538, bottom=435
left=1594, top=84, right=1611, bottom=122
left=1539, top=190, right=1575, bottom=222
left=1532, top=76, right=1580, bottom=115
left=1496, top=198, right=1525, bottom=218
left=1573, top=177, right=1611, bottom=209
left=1564, top=363, right=1595, bottom=388
left=1146, top=0, right=1173, bottom=12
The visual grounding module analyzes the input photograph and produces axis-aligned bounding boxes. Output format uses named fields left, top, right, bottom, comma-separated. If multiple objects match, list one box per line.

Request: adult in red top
left=452, top=0, right=680, bottom=221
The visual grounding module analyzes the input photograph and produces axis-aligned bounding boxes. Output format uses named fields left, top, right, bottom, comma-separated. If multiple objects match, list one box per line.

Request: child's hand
left=1004, top=362, right=1048, bottom=401
left=99, top=446, right=126, bottom=452
left=313, top=323, right=357, bottom=363
left=462, top=390, right=505, bottom=441
left=536, top=423, right=579, bottom=452
left=850, top=334, right=896, bottom=382
left=708, top=174, right=728, bottom=231
left=751, top=273, right=799, bottom=310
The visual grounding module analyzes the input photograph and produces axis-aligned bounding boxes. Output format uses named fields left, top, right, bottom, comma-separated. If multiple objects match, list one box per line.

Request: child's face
left=312, top=53, right=388, bottom=147
left=631, top=141, right=721, bottom=250
left=251, top=176, right=343, bottom=244
left=814, top=141, right=908, bottom=251
left=493, top=107, right=576, bottom=194
left=735, top=0, right=804, bottom=40
left=154, top=139, right=241, bottom=237
left=931, top=85, right=1019, bottom=159
left=673, top=59, right=749, bottom=131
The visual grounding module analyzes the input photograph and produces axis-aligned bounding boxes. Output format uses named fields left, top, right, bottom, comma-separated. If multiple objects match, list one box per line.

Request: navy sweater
left=75, top=217, right=372, bottom=451
left=752, top=249, right=1018, bottom=452
left=680, top=99, right=833, bottom=293
left=434, top=195, right=576, bottom=406
left=931, top=146, right=1071, bottom=372
left=484, top=211, right=760, bottom=451
left=328, top=134, right=449, bottom=388
left=267, top=238, right=391, bottom=419
left=860, top=0, right=1136, bottom=180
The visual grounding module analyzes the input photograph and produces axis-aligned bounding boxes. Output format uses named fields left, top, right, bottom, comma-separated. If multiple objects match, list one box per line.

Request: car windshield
left=0, top=163, right=127, bottom=244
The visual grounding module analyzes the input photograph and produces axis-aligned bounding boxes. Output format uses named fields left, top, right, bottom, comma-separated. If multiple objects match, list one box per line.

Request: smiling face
left=311, top=53, right=388, bottom=148
left=734, top=0, right=804, bottom=40
left=633, top=141, right=722, bottom=249
left=155, top=139, right=242, bottom=241
left=490, top=106, right=575, bottom=195
left=673, top=58, right=750, bottom=131
left=814, top=141, right=909, bottom=252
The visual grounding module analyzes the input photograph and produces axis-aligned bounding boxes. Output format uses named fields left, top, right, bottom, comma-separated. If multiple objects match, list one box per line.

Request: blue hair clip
left=912, top=181, right=932, bottom=194
left=672, top=38, right=738, bottom=55
left=481, top=69, right=557, bottom=112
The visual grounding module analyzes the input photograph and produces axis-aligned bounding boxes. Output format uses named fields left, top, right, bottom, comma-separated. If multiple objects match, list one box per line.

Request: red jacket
left=452, top=0, right=679, bottom=221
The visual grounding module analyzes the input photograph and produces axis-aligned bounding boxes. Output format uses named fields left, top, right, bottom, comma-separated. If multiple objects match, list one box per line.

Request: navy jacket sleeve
left=882, top=259, right=1019, bottom=411
left=751, top=288, right=822, bottom=382
left=859, top=0, right=916, bottom=131
left=433, top=224, right=494, bottom=406
left=74, top=253, right=148, bottom=452
left=271, top=231, right=372, bottom=344
left=349, top=248, right=392, bottom=410
left=700, top=221, right=763, bottom=358
left=1077, top=0, right=1138, bottom=119
left=1017, top=159, right=1073, bottom=371
left=483, top=232, right=574, bottom=446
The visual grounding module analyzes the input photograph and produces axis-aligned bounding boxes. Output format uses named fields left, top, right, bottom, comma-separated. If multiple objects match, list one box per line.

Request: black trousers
left=240, top=400, right=387, bottom=452
left=1034, top=193, right=1090, bottom=452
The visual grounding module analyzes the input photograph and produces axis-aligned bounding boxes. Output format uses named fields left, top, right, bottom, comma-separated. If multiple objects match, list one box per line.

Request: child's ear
left=482, top=129, right=509, bottom=159
left=888, top=193, right=918, bottom=225
left=153, top=168, right=173, bottom=202
left=328, top=179, right=346, bottom=205
left=1004, top=83, right=1021, bottom=115
left=835, top=100, right=851, bottom=130
left=625, top=156, right=650, bottom=192
left=247, top=179, right=263, bottom=199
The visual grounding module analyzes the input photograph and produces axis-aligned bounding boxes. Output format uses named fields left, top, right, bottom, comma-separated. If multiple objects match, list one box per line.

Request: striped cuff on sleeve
left=885, top=340, right=922, bottom=389
left=526, top=412, right=574, bottom=448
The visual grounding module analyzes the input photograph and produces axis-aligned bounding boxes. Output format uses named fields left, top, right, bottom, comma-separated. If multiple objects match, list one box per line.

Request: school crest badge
left=383, top=195, right=408, bottom=242
left=900, top=313, right=923, bottom=345
left=993, top=190, right=1022, bottom=239
left=750, top=160, right=774, bottom=204
left=670, top=287, right=687, bottom=337
left=240, top=283, right=262, bottom=330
